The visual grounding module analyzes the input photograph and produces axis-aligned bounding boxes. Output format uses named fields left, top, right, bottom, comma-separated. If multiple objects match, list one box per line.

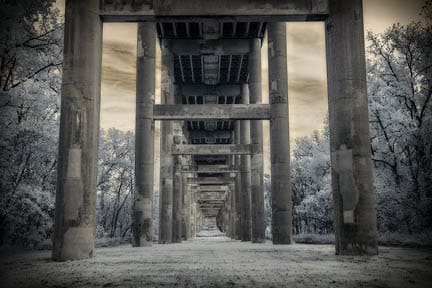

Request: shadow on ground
left=1, top=236, right=432, bottom=287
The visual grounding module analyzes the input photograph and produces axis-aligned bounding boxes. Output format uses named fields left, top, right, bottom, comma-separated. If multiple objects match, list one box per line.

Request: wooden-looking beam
left=100, top=0, right=329, bottom=22
left=153, top=104, right=270, bottom=120
left=173, top=144, right=254, bottom=155
left=188, top=177, right=234, bottom=184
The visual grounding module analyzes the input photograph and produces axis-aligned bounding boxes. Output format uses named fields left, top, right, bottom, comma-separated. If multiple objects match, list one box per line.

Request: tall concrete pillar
left=159, top=43, right=174, bottom=244
left=182, top=173, right=191, bottom=240
left=326, top=0, right=378, bottom=255
left=227, top=185, right=233, bottom=237
left=192, top=185, right=198, bottom=237
left=249, top=38, right=265, bottom=243
left=268, top=22, right=292, bottom=244
left=133, top=23, right=156, bottom=247
left=172, top=155, right=183, bottom=243
left=234, top=122, right=242, bottom=240
left=181, top=173, right=186, bottom=240
left=190, top=184, right=196, bottom=237
left=240, top=84, right=252, bottom=242
left=52, top=0, right=102, bottom=261
left=229, top=183, right=237, bottom=238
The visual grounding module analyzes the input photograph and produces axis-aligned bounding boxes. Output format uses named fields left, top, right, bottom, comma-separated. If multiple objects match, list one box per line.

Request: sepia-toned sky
left=54, top=0, right=424, bottom=174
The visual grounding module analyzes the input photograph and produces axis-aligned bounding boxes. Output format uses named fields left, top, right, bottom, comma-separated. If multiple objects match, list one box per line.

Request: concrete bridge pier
left=182, top=173, right=192, bottom=240
left=268, top=22, right=292, bottom=244
left=326, top=0, right=378, bottom=255
left=234, top=123, right=242, bottom=240
left=52, top=0, right=102, bottom=261
left=133, top=22, right=156, bottom=247
left=240, top=84, right=252, bottom=242
left=159, top=43, right=175, bottom=244
left=173, top=155, right=183, bottom=243
left=249, top=39, right=265, bottom=243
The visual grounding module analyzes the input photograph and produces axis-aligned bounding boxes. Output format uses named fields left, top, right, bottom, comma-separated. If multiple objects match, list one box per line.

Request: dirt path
left=1, top=237, right=431, bottom=287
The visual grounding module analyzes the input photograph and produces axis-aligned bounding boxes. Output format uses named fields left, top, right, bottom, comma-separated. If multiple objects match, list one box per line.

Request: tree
left=0, top=0, right=63, bottom=247
left=97, top=129, right=135, bottom=239
left=367, top=2, right=432, bottom=235
left=290, top=125, right=333, bottom=235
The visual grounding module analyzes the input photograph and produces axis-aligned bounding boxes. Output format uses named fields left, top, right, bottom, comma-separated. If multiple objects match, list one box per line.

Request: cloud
left=288, top=75, right=328, bottom=141
left=287, top=22, right=324, bottom=49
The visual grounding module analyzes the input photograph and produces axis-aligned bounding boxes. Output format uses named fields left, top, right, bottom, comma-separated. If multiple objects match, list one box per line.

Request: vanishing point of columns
left=52, top=0, right=378, bottom=261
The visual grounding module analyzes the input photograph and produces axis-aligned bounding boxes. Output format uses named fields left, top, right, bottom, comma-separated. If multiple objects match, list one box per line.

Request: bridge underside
left=52, top=0, right=378, bottom=261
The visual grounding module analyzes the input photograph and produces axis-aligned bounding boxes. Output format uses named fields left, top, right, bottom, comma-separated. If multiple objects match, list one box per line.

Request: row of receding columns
left=216, top=27, right=289, bottom=243
left=159, top=39, right=196, bottom=244
left=53, top=0, right=378, bottom=261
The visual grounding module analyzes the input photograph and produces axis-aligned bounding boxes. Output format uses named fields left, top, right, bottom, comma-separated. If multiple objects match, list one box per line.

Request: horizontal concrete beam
left=198, top=199, right=225, bottom=204
left=170, top=39, right=249, bottom=55
left=100, top=0, right=329, bottom=22
left=200, top=191, right=226, bottom=199
left=200, top=208, right=222, bottom=211
left=199, top=186, right=228, bottom=192
left=198, top=165, right=230, bottom=170
left=173, top=144, right=253, bottom=155
left=188, top=177, right=234, bottom=184
left=202, top=211, right=220, bottom=217
left=199, top=204, right=224, bottom=208
left=182, top=165, right=239, bottom=174
left=182, top=169, right=240, bottom=174
left=153, top=105, right=270, bottom=120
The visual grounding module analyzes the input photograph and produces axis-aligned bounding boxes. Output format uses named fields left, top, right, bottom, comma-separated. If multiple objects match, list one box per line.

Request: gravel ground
left=1, top=236, right=431, bottom=288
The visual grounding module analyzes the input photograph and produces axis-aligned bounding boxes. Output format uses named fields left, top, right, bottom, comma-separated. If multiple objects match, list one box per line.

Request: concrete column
left=240, top=84, right=252, bottom=242
left=52, top=0, right=102, bottom=261
left=182, top=173, right=191, bottom=239
left=181, top=173, right=186, bottom=240
left=268, top=22, right=292, bottom=244
left=172, top=82, right=183, bottom=243
left=249, top=38, right=265, bottom=243
left=193, top=185, right=198, bottom=237
left=159, top=43, right=174, bottom=244
left=196, top=207, right=204, bottom=232
left=326, top=0, right=378, bottom=255
left=172, top=155, right=183, bottom=243
left=234, top=122, right=242, bottom=240
left=133, top=23, right=156, bottom=247
left=229, top=183, right=237, bottom=238
left=226, top=186, right=232, bottom=237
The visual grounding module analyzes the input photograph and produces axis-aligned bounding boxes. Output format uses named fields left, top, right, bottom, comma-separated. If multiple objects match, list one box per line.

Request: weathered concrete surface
left=3, top=240, right=431, bottom=288
left=172, top=157, right=182, bottom=243
left=100, top=0, right=329, bottom=22
left=52, top=0, right=102, bottom=261
left=198, top=185, right=229, bottom=192
left=268, top=22, right=292, bottom=245
left=133, top=22, right=156, bottom=247
left=182, top=173, right=191, bottom=240
left=153, top=104, right=271, bottom=120
left=185, top=165, right=236, bottom=174
left=172, top=144, right=254, bottom=155
left=240, top=84, right=252, bottom=242
left=249, top=38, right=265, bottom=243
left=188, top=177, right=234, bottom=184
left=326, top=0, right=378, bottom=255
left=159, top=44, right=175, bottom=244
left=234, top=123, right=242, bottom=240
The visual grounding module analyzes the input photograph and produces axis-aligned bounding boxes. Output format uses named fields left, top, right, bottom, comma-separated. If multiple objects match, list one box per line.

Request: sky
left=54, top=0, right=425, bottom=174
